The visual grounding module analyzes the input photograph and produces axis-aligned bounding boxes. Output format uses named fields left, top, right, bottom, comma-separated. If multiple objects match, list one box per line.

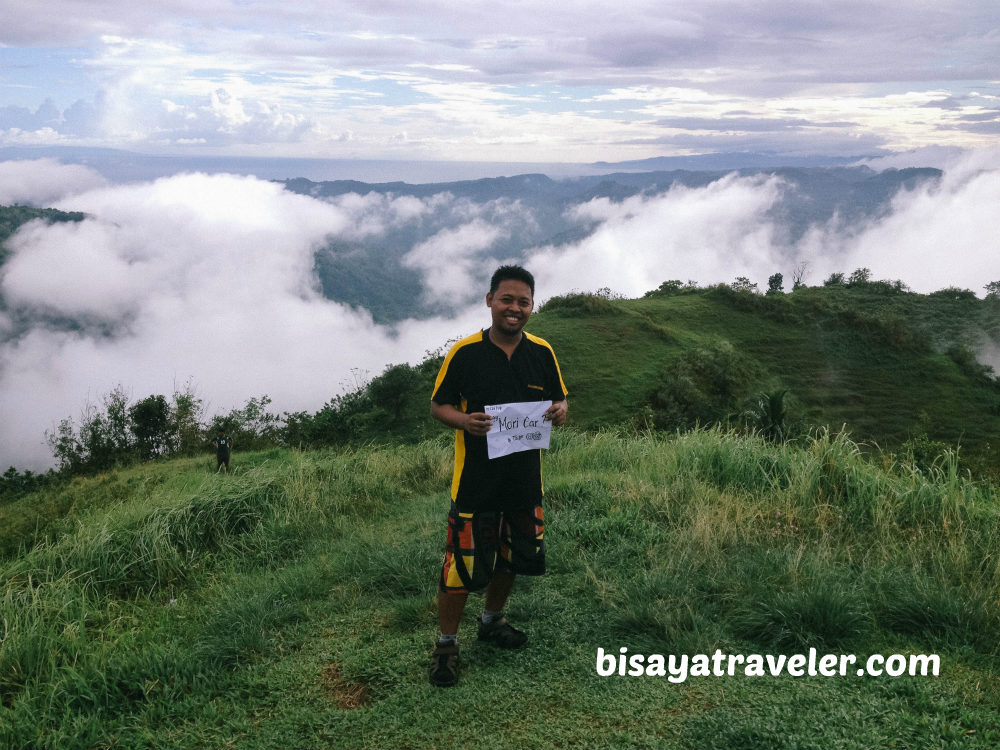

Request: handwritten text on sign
left=484, top=400, right=552, bottom=459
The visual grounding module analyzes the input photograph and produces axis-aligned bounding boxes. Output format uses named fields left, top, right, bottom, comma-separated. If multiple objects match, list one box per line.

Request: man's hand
left=431, top=401, right=493, bottom=435
left=544, top=399, right=568, bottom=427
left=464, top=412, right=493, bottom=436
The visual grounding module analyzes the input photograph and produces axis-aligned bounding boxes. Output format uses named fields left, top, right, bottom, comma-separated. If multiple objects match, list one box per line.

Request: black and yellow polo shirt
left=431, top=329, right=568, bottom=511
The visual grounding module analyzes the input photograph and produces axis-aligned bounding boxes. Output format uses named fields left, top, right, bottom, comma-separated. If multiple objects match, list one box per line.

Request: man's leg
left=431, top=507, right=476, bottom=688
left=438, top=558, right=513, bottom=637
left=477, top=568, right=527, bottom=648
left=484, top=568, right=516, bottom=612
left=431, top=590, right=466, bottom=688
left=438, top=589, right=469, bottom=635
left=478, top=508, right=540, bottom=649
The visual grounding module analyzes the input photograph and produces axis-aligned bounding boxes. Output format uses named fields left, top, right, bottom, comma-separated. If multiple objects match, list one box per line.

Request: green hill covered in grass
left=2, top=430, right=999, bottom=748
left=275, top=279, right=1000, bottom=482
left=526, top=280, right=1000, bottom=477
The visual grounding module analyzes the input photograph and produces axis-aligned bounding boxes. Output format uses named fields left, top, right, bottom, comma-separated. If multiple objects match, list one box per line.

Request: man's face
left=487, top=279, right=533, bottom=336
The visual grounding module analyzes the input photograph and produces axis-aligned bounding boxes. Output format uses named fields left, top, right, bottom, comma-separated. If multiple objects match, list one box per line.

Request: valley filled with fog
left=1, top=148, right=998, bottom=469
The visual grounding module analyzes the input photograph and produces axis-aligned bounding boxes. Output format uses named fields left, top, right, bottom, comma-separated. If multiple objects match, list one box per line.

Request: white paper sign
left=484, top=400, right=552, bottom=459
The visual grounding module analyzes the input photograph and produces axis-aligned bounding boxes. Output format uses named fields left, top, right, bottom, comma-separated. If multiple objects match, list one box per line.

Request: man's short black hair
left=490, top=265, right=535, bottom=296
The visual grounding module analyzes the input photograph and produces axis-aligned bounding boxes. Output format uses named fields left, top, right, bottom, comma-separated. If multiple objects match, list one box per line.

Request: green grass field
left=3, top=427, right=1000, bottom=749
left=531, top=285, right=1000, bottom=477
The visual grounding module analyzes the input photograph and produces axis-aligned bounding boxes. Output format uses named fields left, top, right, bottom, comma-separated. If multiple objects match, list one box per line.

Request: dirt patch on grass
left=320, top=663, right=372, bottom=709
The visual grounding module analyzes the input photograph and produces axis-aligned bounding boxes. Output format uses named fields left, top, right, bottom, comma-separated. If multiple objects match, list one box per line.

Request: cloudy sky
left=2, top=0, right=998, bottom=164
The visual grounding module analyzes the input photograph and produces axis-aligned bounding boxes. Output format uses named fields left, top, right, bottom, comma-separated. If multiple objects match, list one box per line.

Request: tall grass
left=0, top=441, right=452, bottom=748
left=2, top=430, right=999, bottom=748
left=547, top=426, right=1000, bottom=659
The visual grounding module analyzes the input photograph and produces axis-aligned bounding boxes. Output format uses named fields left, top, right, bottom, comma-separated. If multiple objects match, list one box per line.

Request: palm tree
left=744, top=388, right=789, bottom=442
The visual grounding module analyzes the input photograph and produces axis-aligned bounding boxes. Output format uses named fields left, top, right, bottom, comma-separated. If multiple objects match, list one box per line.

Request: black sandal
left=477, top=616, right=528, bottom=649
left=429, top=642, right=460, bottom=687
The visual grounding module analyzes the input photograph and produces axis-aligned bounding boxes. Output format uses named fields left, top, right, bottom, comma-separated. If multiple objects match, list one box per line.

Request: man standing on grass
left=428, top=265, right=569, bottom=687
left=213, top=428, right=232, bottom=473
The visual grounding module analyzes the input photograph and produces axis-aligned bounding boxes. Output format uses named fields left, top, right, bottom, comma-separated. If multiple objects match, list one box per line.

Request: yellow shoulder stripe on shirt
left=431, top=331, right=483, bottom=399
left=524, top=332, right=569, bottom=397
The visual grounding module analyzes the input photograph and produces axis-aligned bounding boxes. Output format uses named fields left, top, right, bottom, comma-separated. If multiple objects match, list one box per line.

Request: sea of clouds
left=1, top=149, right=998, bottom=469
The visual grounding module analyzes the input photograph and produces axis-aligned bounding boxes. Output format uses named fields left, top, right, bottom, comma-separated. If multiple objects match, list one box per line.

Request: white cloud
left=2, top=1, right=998, bottom=160
left=3, top=220, right=143, bottom=319
left=530, top=149, right=1000, bottom=300
left=3, top=147, right=1000, bottom=470
left=0, top=159, right=108, bottom=205
left=532, top=173, right=788, bottom=296
left=327, top=191, right=446, bottom=238
left=0, top=170, right=484, bottom=469
left=804, top=156, right=1000, bottom=293
left=403, top=219, right=506, bottom=304
left=400, top=196, right=541, bottom=304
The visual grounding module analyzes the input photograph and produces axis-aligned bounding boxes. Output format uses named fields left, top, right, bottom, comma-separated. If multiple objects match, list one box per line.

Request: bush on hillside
left=283, top=360, right=439, bottom=448
left=831, top=307, right=931, bottom=352
left=706, top=281, right=797, bottom=318
left=899, top=430, right=953, bottom=474
left=643, top=279, right=700, bottom=297
left=209, top=395, right=283, bottom=451
left=946, top=344, right=997, bottom=382
left=648, top=340, right=760, bottom=431
left=822, top=268, right=910, bottom=296
left=741, top=387, right=801, bottom=442
left=0, top=466, right=61, bottom=506
left=539, top=291, right=618, bottom=316
left=930, top=286, right=977, bottom=302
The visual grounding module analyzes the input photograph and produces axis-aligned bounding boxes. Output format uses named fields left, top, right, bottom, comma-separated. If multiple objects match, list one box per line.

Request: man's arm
left=430, top=401, right=493, bottom=437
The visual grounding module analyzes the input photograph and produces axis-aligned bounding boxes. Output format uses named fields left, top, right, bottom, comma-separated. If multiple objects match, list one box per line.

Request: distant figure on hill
left=427, top=264, right=569, bottom=688
left=212, top=429, right=232, bottom=473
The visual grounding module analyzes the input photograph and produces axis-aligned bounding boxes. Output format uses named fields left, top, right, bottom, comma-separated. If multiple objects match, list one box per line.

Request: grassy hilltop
left=4, top=278, right=1000, bottom=748
left=273, top=278, right=1000, bottom=479
left=526, top=280, right=1000, bottom=474
left=2, top=431, right=1000, bottom=748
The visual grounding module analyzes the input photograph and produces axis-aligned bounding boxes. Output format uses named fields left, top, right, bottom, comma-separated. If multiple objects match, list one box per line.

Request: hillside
left=522, top=282, right=1000, bottom=475
left=14, top=278, right=999, bottom=486
left=2, top=430, right=999, bottom=748
left=5, top=272, right=1000, bottom=746
left=277, top=280, right=1000, bottom=474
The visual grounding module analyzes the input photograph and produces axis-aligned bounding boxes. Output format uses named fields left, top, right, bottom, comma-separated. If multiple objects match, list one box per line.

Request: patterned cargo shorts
left=438, top=502, right=546, bottom=594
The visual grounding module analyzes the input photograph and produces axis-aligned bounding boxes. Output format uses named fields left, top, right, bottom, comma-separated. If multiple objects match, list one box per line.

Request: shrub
left=538, top=292, right=617, bottom=316
left=648, top=340, right=759, bottom=431
left=644, top=279, right=700, bottom=297
left=899, top=431, right=953, bottom=474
